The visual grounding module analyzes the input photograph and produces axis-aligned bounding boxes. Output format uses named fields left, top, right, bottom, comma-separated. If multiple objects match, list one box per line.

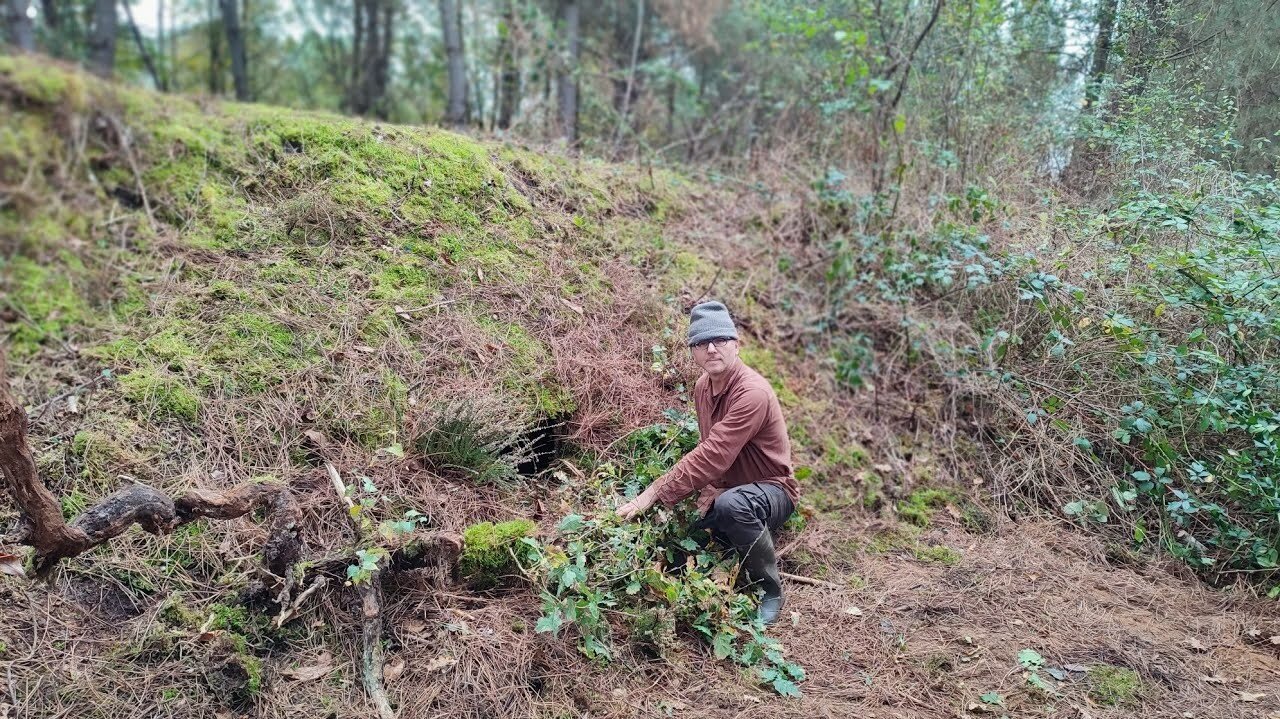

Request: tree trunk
left=348, top=0, right=363, bottom=112
left=88, top=0, right=117, bottom=77
left=610, top=0, right=645, bottom=154
left=1083, top=0, right=1117, bottom=110
left=207, top=0, right=224, bottom=94
left=156, top=0, right=168, bottom=90
left=373, top=0, right=394, bottom=119
left=440, top=0, right=468, bottom=126
left=218, top=0, right=250, bottom=100
left=495, top=0, right=519, bottom=130
left=37, top=0, right=54, bottom=29
left=3, top=0, right=33, bottom=51
left=347, top=0, right=393, bottom=119
left=123, top=0, right=163, bottom=90
left=556, top=0, right=580, bottom=146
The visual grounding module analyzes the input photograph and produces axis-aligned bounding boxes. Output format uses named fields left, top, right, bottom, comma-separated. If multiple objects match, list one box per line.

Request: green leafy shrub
left=820, top=114, right=1280, bottom=583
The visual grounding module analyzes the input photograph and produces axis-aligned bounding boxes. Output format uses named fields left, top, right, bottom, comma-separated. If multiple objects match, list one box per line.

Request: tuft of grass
left=1087, top=665, right=1142, bottom=707
left=911, top=544, right=961, bottom=565
left=460, top=519, right=536, bottom=588
left=412, top=401, right=532, bottom=483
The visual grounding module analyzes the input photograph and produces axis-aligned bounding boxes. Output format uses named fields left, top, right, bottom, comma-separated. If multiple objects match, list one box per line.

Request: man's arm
left=617, top=388, right=769, bottom=519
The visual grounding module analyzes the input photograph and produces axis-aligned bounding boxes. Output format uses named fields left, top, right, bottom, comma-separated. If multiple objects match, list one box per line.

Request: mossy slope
left=0, top=55, right=695, bottom=468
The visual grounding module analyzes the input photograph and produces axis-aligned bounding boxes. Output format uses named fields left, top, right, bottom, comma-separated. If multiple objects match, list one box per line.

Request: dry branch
left=780, top=571, right=841, bottom=589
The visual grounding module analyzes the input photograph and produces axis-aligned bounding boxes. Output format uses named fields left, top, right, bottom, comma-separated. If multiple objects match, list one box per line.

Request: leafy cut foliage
left=523, top=413, right=805, bottom=697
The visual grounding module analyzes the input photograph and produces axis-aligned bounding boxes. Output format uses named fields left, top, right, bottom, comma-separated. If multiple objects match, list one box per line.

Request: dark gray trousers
left=692, top=482, right=794, bottom=550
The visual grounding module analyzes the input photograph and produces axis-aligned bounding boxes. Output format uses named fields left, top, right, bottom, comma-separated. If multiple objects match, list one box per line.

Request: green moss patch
left=2, top=255, right=90, bottom=355
left=118, top=368, right=202, bottom=421
left=911, top=544, right=961, bottom=565
left=1087, top=665, right=1142, bottom=707
left=460, top=519, right=536, bottom=588
left=738, top=346, right=801, bottom=407
left=898, top=487, right=962, bottom=527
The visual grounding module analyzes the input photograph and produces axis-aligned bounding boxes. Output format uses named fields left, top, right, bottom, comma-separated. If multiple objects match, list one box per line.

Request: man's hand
left=616, top=485, right=659, bottom=521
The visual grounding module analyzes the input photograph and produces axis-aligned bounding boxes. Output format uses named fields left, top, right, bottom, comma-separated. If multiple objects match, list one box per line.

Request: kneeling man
left=618, top=301, right=799, bottom=624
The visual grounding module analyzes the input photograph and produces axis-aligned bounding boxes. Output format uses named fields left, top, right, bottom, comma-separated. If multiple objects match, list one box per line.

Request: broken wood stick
left=324, top=457, right=396, bottom=719
left=780, top=571, right=841, bottom=589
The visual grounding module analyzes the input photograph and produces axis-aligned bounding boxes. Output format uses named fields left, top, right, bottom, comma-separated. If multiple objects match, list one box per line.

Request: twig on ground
left=780, top=571, right=841, bottom=589
left=101, top=114, right=156, bottom=232
left=275, top=576, right=329, bottom=628
left=27, top=373, right=109, bottom=423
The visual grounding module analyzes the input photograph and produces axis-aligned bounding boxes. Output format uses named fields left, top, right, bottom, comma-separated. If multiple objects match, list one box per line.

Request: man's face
left=691, top=337, right=739, bottom=376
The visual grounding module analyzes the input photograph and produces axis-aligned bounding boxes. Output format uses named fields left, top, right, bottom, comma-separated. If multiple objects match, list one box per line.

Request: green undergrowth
left=811, top=89, right=1280, bottom=585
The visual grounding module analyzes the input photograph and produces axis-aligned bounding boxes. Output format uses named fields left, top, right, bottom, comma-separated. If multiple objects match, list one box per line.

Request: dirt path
left=706, top=516, right=1280, bottom=718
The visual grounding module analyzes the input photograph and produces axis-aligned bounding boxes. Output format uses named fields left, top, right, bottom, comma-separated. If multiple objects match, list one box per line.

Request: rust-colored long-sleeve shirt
left=653, top=359, right=799, bottom=512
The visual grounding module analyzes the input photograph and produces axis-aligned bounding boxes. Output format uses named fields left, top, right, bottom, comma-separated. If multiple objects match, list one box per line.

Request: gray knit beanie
left=687, top=301, right=738, bottom=346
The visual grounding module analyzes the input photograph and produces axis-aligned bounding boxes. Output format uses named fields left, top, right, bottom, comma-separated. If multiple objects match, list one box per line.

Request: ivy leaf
left=535, top=613, right=563, bottom=634
left=1018, top=649, right=1045, bottom=669
left=678, top=538, right=700, bottom=552
left=980, top=691, right=1003, bottom=705
left=625, top=581, right=642, bottom=595
left=556, top=514, right=585, bottom=533
left=772, top=677, right=803, bottom=698
left=713, top=632, right=735, bottom=660
left=1026, top=672, right=1052, bottom=692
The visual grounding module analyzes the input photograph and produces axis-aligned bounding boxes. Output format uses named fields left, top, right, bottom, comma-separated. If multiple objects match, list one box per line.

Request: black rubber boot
left=738, top=530, right=784, bottom=625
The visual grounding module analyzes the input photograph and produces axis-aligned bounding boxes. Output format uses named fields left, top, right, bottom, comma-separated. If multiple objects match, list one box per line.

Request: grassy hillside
left=3, top=57, right=1279, bottom=719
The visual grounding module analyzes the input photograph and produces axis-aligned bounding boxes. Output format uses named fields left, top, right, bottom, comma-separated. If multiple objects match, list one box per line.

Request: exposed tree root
left=0, top=350, right=302, bottom=577
left=2, top=354, right=461, bottom=717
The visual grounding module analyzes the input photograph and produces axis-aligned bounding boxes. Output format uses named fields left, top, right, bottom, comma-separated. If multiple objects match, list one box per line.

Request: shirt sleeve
left=653, top=387, right=770, bottom=507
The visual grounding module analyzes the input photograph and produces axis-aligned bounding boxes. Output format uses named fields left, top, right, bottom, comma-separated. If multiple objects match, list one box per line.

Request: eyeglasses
left=691, top=338, right=736, bottom=351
